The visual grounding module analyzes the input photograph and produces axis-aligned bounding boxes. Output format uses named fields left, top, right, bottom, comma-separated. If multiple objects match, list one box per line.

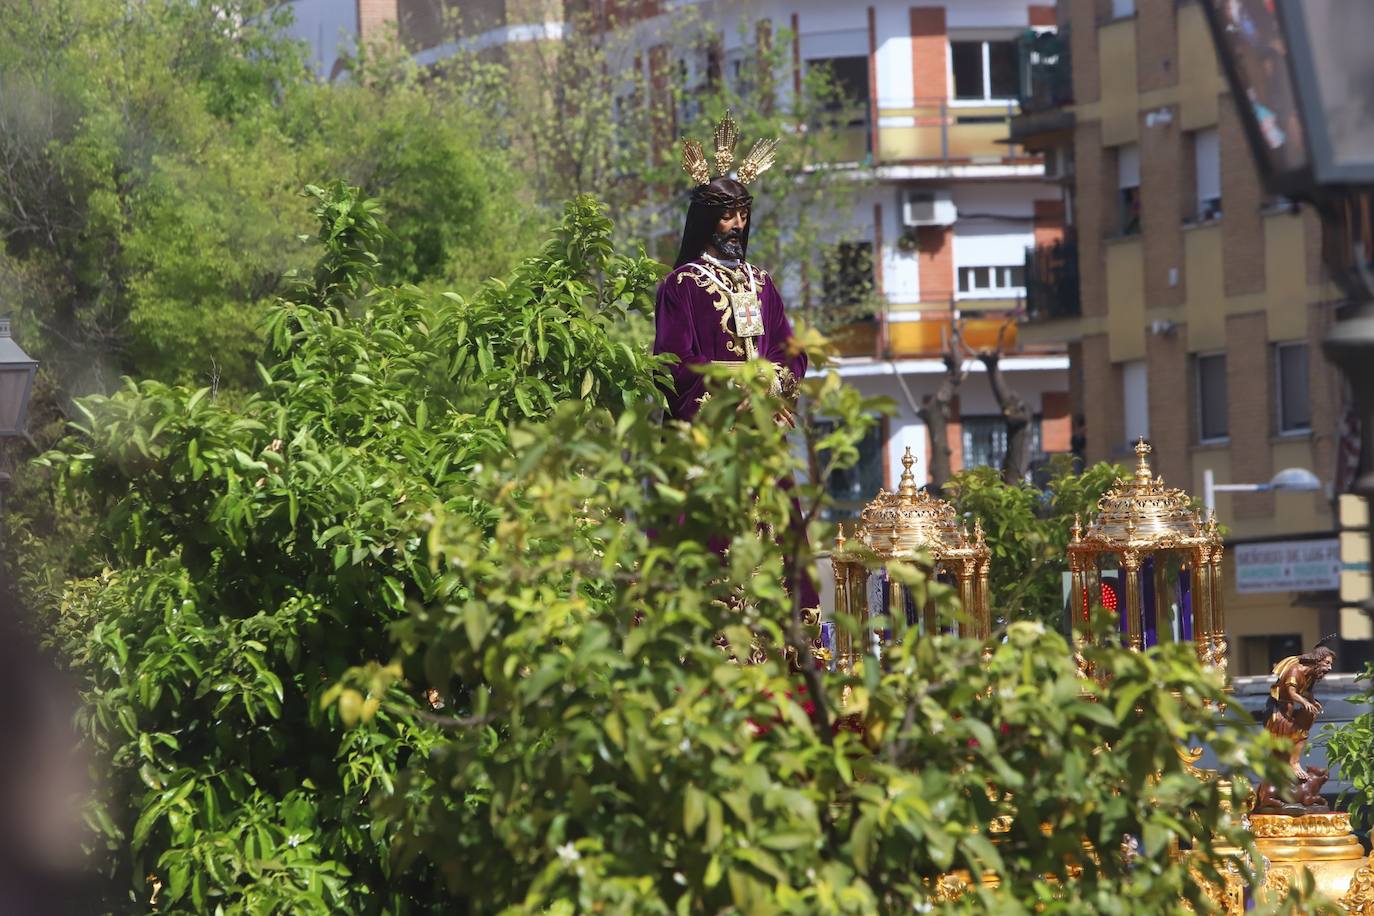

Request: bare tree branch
left=979, top=318, right=1032, bottom=485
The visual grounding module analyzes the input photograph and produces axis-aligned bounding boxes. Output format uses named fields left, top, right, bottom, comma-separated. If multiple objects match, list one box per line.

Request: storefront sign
left=1235, top=538, right=1341, bottom=593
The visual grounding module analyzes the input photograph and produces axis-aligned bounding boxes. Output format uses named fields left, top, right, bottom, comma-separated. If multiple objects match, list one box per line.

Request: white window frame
left=948, top=37, right=1019, bottom=105
left=1117, top=144, right=1141, bottom=236
left=1275, top=341, right=1312, bottom=435
left=1194, top=127, right=1222, bottom=222
left=1122, top=359, right=1149, bottom=445
left=956, top=264, right=1026, bottom=300
left=1195, top=351, right=1230, bottom=444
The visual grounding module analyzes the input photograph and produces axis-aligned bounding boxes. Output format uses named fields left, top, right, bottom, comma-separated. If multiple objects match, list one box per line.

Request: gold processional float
left=825, top=440, right=1374, bottom=912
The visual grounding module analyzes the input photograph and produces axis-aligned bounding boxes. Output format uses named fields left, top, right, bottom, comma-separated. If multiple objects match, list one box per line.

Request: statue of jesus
left=652, top=114, right=806, bottom=424
left=652, top=113, right=819, bottom=613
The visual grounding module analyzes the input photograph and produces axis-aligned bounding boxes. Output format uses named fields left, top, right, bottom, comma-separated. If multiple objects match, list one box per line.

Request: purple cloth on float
left=652, top=258, right=819, bottom=611
left=652, top=260, right=809, bottom=422
left=1142, top=556, right=1157, bottom=647
left=1179, top=568, right=1193, bottom=641
left=1120, top=576, right=1130, bottom=639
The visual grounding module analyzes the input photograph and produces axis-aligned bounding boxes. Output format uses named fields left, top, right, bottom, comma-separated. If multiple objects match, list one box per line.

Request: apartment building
left=1013, top=0, right=1370, bottom=673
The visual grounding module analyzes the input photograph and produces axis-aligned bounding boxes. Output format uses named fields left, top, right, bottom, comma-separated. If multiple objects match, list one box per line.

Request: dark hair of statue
left=1299, top=646, right=1336, bottom=666
left=673, top=177, right=753, bottom=269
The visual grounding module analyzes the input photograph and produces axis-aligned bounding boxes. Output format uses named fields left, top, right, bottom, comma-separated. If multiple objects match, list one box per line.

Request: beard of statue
left=712, top=228, right=744, bottom=261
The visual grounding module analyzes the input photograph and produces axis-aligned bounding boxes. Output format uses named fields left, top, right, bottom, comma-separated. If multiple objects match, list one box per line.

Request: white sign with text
left=1234, top=539, right=1341, bottom=593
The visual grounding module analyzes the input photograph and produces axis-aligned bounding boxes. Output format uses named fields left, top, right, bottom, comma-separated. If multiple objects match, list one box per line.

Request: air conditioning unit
left=901, top=189, right=957, bottom=227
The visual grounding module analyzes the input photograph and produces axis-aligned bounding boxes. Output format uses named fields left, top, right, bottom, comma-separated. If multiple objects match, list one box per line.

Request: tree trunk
left=917, top=349, right=964, bottom=490
left=980, top=348, right=1032, bottom=485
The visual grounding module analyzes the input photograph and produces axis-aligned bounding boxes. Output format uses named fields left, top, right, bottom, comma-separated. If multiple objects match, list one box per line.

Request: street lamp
left=0, top=319, right=37, bottom=438
left=1202, top=466, right=1321, bottom=514
left=1201, top=0, right=1374, bottom=616
left=0, top=318, right=37, bottom=528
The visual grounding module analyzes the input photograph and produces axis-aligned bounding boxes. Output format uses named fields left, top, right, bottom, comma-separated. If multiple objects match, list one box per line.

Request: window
left=951, top=40, right=1019, bottom=101
left=807, top=55, right=869, bottom=110
left=820, top=419, right=885, bottom=518
left=1193, top=127, right=1221, bottom=221
left=821, top=241, right=874, bottom=313
left=957, top=265, right=1026, bottom=295
left=1276, top=341, right=1312, bottom=434
left=1110, top=0, right=1136, bottom=18
left=1117, top=144, right=1141, bottom=236
left=1196, top=352, right=1229, bottom=442
left=1122, top=359, right=1149, bottom=444
left=962, top=415, right=1043, bottom=472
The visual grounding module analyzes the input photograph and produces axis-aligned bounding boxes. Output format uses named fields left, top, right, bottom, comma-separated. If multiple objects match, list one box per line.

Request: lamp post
left=1202, top=466, right=1322, bottom=514
left=1201, top=0, right=1374, bottom=615
left=0, top=318, right=37, bottom=526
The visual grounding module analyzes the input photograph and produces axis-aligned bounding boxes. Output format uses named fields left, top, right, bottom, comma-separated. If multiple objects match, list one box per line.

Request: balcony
left=1009, top=28, right=1075, bottom=144
left=874, top=99, right=1024, bottom=164
left=810, top=104, right=873, bottom=165
left=1024, top=237, right=1081, bottom=322
left=831, top=309, right=1025, bottom=360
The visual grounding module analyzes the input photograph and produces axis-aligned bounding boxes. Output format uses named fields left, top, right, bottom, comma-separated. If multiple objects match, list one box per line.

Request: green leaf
left=683, top=785, right=706, bottom=837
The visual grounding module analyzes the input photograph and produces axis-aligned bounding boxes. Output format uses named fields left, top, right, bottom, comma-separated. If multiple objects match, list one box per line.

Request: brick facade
left=1080, top=333, right=1121, bottom=464
left=1134, top=0, right=1177, bottom=94
left=1145, top=323, right=1189, bottom=487
left=1224, top=312, right=1275, bottom=517
left=915, top=225, right=954, bottom=303
left=1042, top=391, right=1073, bottom=453
left=1067, top=0, right=1101, bottom=105
left=1073, top=122, right=1108, bottom=319
left=909, top=7, right=948, bottom=99
left=1219, top=99, right=1267, bottom=297
left=1138, top=108, right=1185, bottom=310
left=1033, top=199, right=1065, bottom=248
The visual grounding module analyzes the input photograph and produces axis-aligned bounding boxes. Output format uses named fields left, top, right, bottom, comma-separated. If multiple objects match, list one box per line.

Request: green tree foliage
left=0, top=0, right=534, bottom=396
left=36, top=189, right=659, bottom=911
left=944, top=459, right=1127, bottom=628
left=32, top=186, right=1329, bottom=912
left=1326, top=663, right=1374, bottom=831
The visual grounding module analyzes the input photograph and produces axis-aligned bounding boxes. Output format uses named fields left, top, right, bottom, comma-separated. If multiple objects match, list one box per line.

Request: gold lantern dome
left=1067, top=439, right=1227, bottom=671
left=829, top=448, right=991, bottom=670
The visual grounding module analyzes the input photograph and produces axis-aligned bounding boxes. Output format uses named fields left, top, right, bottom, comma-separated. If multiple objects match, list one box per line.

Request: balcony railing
left=1024, top=237, right=1081, bottom=321
left=1017, top=27, right=1072, bottom=114
left=831, top=308, right=1025, bottom=360
left=809, top=103, right=873, bottom=165
left=874, top=98, right=1023, bottom=163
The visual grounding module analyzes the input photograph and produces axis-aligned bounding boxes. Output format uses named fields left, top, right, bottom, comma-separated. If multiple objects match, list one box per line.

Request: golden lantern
left=829, top=447, right=991, bottom=670
left=1067, top=439, right=1227, bottom=673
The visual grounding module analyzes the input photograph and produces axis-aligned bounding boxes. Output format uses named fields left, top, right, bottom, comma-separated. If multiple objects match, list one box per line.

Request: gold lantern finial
left=897, top=447, right=919, bottom=501
left=1072, top=513, right=1083, bottom=543
left=1133, top=437, right=1154, bottom=484
left=835, top=522, right=847, bottom=550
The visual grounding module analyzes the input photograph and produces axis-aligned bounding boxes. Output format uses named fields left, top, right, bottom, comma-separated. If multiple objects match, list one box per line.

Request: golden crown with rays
left=680, top=111, right=780, bottom=187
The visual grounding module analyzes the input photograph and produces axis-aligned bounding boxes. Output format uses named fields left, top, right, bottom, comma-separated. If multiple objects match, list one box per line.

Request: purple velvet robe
left=652, top=258, right=820, bottom=611
left=652, top=259, right=808, bottom=422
